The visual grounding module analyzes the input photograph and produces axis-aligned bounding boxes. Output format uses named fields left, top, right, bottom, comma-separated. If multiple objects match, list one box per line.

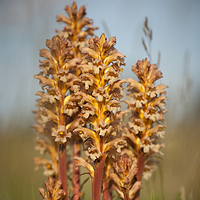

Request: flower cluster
left=34, top=3, right=100, bottom=200
left=74, top=33, right=126, bottom=164
left=39, top=177, right=66, bottom=200
left=73, top=33, right=128, bottom=199
left=109, top=154, right=142, bottom=199
left=56, top=1, right=98, bottom=58
left=123, top=58, right=167, bottom=196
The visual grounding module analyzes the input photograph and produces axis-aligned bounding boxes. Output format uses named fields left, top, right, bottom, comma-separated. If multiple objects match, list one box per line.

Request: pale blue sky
left=0, top=0, right=200, bottom=128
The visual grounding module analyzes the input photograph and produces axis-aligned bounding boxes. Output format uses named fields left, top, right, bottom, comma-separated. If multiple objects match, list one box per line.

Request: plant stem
left=134, top=152, right=144, bottom=200
left=73, top=140, right=81, bottom=200
left=92, top=155, right=106, bottom=200
left=124, top=188, right=130, bottom=200
left=103, top=177, right=112, bottom=200
left=59, top=143, right=68, bottom=200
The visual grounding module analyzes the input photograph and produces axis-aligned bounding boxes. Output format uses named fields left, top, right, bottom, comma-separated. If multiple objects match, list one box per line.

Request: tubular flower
left=124, top=58, right=168, bottom=182
left=34, top=157, right=58, bottom=178
left=56, top=2, right=98, bottom=59
left=39, top=177, right=66, bottom=200
left=34, top=138, right=59, bottom=177
left=109, top=154, right=142, bottom=200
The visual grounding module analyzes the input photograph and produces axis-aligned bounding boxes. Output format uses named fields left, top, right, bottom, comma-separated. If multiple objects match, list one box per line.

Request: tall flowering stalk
left=74, top=33, right=127, bottom=200
left=34, top=35, right=83, bottom=199
left=56, top=2, right=97, bottom=199
left=34, top=2, right=97, bottom=200
left=124, top=58, right=168, bottom=200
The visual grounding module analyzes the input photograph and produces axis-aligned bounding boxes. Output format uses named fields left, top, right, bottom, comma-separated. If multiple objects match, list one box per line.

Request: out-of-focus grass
left=140, top=118, right=200, bottom=200
left=0, top=121, right=93, bottom=200
left=0, top=123, right=46, bottom=200
left=0, top=117, right=200, bottom=200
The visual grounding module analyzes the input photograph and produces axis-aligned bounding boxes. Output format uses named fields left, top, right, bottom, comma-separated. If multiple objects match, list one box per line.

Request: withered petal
left=82, top=47, right=99, bottom=59
left=104, top=52, right=125, bottom=66
left=39, top=49, right=53, bottom=60
left=126, top=78, right=144, bottom=92
left=108, top=36, right=116, bottom=47
left=56, top=14, right=72, bottom=25
left=74, top=157, right=94, bottom=178
left=109, top=172, right=123, bottom=188
left=74, top=127, right=98, bottom=142
left=34, top=74, right=55, bottom=88
left=77, top=5, right=86, bottom=20
left=129, top=181, right=142, bottom=199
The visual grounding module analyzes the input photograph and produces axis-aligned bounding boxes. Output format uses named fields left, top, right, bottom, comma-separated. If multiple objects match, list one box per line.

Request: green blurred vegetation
left=0, top=122, right=45, bottom=200
left=0, top=112, right=200, bottom=200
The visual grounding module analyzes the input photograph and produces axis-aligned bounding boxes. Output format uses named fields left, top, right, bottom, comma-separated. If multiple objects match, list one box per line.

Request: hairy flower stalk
left=103, top=161, right=112, bottom=200
left=124, top=58, right=168, bottom=200
left=74, top=33, right=126, bottom=200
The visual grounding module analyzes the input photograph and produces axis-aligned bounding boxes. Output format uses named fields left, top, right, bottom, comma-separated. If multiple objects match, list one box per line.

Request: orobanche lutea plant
left=33, top=2, right=168, bottom=200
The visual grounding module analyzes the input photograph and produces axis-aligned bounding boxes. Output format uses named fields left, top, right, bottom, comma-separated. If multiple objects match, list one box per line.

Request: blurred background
left=0, top=0, right=200, bottom=199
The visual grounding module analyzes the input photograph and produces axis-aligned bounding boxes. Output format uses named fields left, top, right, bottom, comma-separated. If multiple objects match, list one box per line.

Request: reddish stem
left=72, top=140, right=81, bottom=200
left=59, top=143, right=68, bottom=200
left=103, top=177, right=112, bottom=200
left=123, top=188, right=130, bottom=200
left=134, top=152, right=144, bottom=200
left=92, top=155, right=106, bottom=200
